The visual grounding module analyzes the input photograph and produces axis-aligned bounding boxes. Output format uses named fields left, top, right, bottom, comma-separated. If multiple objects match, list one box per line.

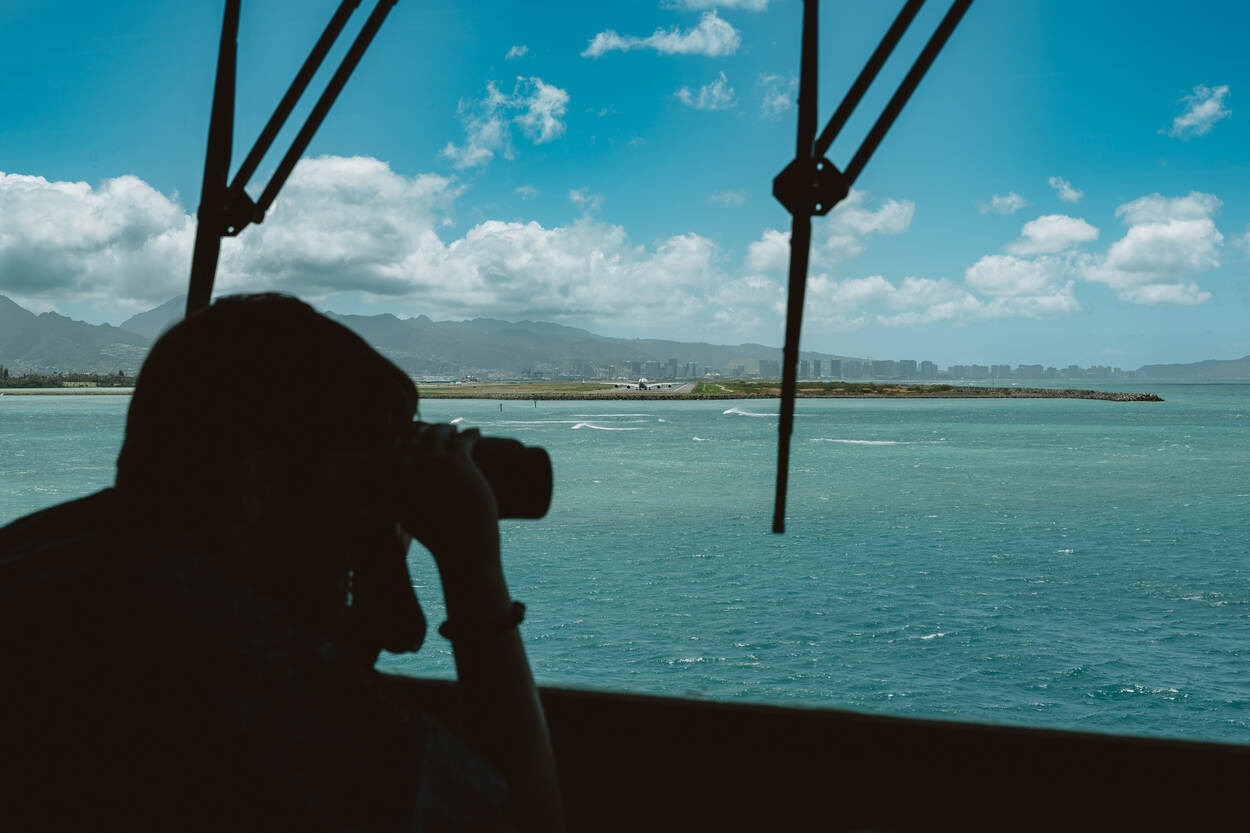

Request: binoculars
left=411, top=423, right=553, bottom=519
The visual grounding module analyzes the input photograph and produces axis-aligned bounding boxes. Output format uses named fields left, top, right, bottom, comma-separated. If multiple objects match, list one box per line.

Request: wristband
left=438, top=601, right=526, bottom=641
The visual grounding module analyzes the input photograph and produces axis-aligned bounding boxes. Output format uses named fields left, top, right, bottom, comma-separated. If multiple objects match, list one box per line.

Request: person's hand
left=398, top=422, right=501, bottom=578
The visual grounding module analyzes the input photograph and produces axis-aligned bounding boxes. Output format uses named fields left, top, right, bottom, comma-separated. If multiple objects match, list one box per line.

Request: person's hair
left=117, top=293, right=418, bottom=528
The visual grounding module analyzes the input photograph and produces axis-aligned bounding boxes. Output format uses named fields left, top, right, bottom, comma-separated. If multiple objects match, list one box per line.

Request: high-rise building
left=898, top=359, right=917, bottom=378
left=812, top=359, right=822, bottom=378
left=919, top=361, right=937, bottom=379
left=828, top=359, right=842, bottom=379
left=799, top=360, right=811, bottom=378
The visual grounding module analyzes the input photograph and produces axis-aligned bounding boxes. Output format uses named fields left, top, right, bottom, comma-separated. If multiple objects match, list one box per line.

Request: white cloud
left=665, top=0, right=769, bottom=10
left=676, top=71, right=736, bottom=110
left=1081, top=191, right=1222, bottom=305
left=582, top=11, right=740, bottom=59
left=441, top=77, right=569, bottom=169
left=0, top=160, right=1098, bottom=336
left=876, top=283, right=1079, bottom=326
left=1114, top=191, right=1221, bottom=225
left=709, top=190, right=746, bottom=206
left=746, top=228, right=790, bottom=273
left=758, top=73, right=797, bottom=119
left=744, top=191, right=914, bottom=276
left=505, top=44, right=528, bottom=60
left=965, top=254, right=1067, bottom=296
left=1234, top=224, right=1250, bottom=255
left=514, top=184, right=538, bottom=200
left=1006, top=215, right=1099, bottom=256
left=1048, top=176, right=1083, bottom=203
left=980, top=192, right=1027, bottom=215
left=569, top=188, right=603, bottom=213
left=802, top=269, right=1078, bottom=329
left=816, top=190, right=914, bottom=264
left=0, top=171, right=194, bottom=309
left=1166, top=84, right=1231, bottom=138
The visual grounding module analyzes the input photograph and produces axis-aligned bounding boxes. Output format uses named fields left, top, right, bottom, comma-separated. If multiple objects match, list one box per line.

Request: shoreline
left=418, top=385, right=1164, bottom=402
left=0, top=385, right=1164, bottom=402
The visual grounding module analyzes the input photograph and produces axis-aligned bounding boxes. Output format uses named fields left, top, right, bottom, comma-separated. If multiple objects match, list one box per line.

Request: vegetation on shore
left=0, top=368, right=134, bottom=388
left=0, top=371, right=1161, bottom=402
left=416, top=379, right=1162, bottom=402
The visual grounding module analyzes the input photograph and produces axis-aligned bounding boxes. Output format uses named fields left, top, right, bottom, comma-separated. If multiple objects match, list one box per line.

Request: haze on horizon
left=1, top=0, right=1247, bottom=369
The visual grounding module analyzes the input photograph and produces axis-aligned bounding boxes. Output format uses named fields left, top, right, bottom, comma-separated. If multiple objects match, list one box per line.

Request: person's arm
left=403, top=424, right=564, bottom=833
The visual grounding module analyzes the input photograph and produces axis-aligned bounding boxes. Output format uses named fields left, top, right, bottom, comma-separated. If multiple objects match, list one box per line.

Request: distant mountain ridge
left=1, top=295, right=850, bottom=376
left=3, top=294, right=1246, bottom=379
left=0, top=295, right=151, bottom=374
left=1137, top=355, right=1250, bottom=380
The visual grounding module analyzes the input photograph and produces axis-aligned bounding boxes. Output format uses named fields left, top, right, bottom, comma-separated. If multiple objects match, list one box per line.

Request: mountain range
left=2, top=294, right=1247, bottom=380
left=2, top=295, right=849, bottom=377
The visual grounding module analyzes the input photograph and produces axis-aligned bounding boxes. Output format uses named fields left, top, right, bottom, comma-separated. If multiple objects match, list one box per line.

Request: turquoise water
left=3, top=385, right=1248, bottom=744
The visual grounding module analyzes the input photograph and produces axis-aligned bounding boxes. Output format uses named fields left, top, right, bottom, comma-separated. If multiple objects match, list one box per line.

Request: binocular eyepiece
left=410, top=423, right=553, bottom=519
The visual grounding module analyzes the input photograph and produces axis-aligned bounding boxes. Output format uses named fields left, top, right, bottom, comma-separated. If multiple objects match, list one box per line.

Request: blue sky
left=1, top=0, right=1247, bottom=367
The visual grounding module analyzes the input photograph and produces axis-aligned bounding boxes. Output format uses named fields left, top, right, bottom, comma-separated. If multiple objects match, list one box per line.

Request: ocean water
left=2, top=384, right=1248, bottom=744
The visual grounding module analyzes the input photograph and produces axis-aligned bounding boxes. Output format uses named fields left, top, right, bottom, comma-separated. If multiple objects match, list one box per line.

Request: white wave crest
left=571, top=422, right=640, bottom=431
left=692, top=436, right=709, bottom=441
left=450, top=417, right=465, bottom=424
left=723, top=407, right=776, bottom=417
left=496, top=419, right=587, bottom=425
left=811, top=438, right=910, bottom=446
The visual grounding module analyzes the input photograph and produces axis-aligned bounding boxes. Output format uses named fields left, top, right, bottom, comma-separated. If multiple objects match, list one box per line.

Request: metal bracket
left=772, top=156, right=850, bottom=218
left=221, top=187, right=260, bottom=237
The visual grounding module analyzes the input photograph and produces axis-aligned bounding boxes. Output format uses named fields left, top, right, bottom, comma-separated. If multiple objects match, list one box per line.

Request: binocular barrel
left=470, top=437, right=553, bottom=520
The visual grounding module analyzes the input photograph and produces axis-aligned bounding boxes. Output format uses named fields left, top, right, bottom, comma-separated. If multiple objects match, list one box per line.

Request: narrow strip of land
left=414, top=381, right=1164, bottom=402
left=0, top=381, right=1163, bottom=401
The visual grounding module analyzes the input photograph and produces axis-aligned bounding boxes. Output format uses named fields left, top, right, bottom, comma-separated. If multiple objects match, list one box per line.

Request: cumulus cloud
left=582, top=11, right=740, bottom=58
left=675, top=71, right=736, bottom=110
left=1081, top=191, right=1222, bottom=305
left=441, top=77, right=569, bottom=169
left=0, top=158, right=736, bottom=329
left=709, top=190, right=746, bottom=206
left=665, top=0, right=769, bottom=10
left=569, top=188, right=603, bottom=213
left=0, top=171, right=194, bottom=310
left=965, top=254, right=1068, bottom=296
left=745, top=190, right=914, bottom=276
left=980, top=192, right=1027, bottom=215
left=505, top=44, right=528, bottom=60
left=1165, top=84, right=1231, bottom=138
left=816, top=190, right=914, bottom=264
left=758, top=73, right=797, bottom=119
left=1048, top=176, right=1083, bottom=203
left=802, top=269, right=1078, bottom=329
left=1006, top=215, right=1099, bottom=256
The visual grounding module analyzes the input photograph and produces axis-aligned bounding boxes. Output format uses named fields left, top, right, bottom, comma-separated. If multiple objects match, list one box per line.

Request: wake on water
left=571, top=422, right=640, bottom=431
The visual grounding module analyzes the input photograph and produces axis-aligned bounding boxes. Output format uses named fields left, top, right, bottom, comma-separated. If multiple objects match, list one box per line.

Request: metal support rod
left=772, top=0, right=972, bottom=533
left=773, top=0, right=820, bottom=535
left=845, top=0, right=971, bottom=184
left=814, top=0, right=924, bottom=159
left=187, top=0, right=241, bottom=317
left=230, top=0, right=361, bottom=193
left=254, top=0, right=397, bottom=218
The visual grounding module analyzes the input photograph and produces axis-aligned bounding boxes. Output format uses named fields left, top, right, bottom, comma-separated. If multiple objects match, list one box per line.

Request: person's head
left=117, top=293, right=423, bottom=650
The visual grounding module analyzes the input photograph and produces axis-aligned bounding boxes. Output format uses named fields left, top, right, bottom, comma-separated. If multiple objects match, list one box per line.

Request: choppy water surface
left=3, top=384, right=1248, bottom=743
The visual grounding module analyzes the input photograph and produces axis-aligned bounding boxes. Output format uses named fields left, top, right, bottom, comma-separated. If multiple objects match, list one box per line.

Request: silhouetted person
left=0, top=293, right=563, bottom=832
